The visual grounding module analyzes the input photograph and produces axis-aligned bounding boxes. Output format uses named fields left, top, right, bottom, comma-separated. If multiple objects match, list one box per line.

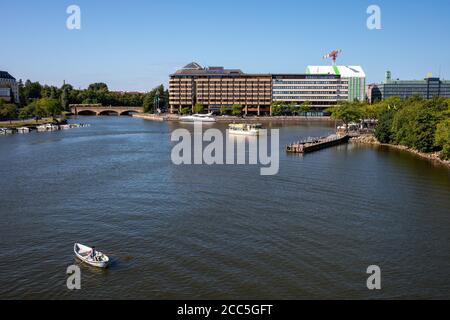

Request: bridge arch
left=77, top=110, right=97, bottom=116
left=120, top=110, right=140, bottom=116
left=98, top=110, right=119, bottom=116
left=70, top=105, right=145, bottom=116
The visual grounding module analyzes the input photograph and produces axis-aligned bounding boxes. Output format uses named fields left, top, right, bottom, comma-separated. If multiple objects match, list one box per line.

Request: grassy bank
left=0, top=118, right=62, bottom=128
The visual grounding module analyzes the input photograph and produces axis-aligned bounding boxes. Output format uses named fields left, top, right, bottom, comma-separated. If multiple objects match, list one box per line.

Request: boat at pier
left=228, top=123, right=263, bottom=136
left=17, top=127, right=31, bottom=133
left=286, top=134, right=350, bottom=154
left=37, top=124, right=59, bottom=132
left=1, top=128, right=16, bottom=134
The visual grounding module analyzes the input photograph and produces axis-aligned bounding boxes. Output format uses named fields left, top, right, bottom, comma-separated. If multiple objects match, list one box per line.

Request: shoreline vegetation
left=350, top=134, right=450, bottom=168
left=325, top=97, right=450, bottom=163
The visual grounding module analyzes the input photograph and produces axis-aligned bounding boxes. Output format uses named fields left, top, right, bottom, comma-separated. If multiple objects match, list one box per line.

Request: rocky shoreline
left=350, top=134, right=450, bottom=168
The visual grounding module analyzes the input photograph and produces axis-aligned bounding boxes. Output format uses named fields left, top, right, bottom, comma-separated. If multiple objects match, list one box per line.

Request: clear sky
left=1, top=0, right=450, bottom=92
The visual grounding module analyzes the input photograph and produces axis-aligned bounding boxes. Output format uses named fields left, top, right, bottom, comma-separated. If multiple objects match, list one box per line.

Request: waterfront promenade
left=133, top=113, right=334, bottom=123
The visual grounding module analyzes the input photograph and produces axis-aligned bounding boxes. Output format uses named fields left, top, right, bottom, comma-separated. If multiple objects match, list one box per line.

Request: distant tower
left=385, top=71, right=392, bottom=83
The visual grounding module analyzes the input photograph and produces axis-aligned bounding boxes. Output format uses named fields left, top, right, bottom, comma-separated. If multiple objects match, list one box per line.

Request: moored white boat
left=3, top=128, right=16, bottom=134
left=17, top=127, right=31, bottom=133
left=179, top=113, right=216, bottom=123
left=228, top=123, right=263, bottom=136
left=74, top=243, right=109, bottom=268
left=37, top=124, right=59, bottom=132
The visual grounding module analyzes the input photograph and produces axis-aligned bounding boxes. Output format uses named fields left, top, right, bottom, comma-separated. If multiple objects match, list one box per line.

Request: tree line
left=0, top=80, right=169, bottom=120
left=180, top=101, right=314, bottom=116
left=326, top=97, right=450, bottom=160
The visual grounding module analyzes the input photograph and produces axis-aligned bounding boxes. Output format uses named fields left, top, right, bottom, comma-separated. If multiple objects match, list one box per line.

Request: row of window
left=273, top=91, right=339, bottom=95
left=274, top=96, right=347, bottom=100
left=273, top=86, right=347, bottom=90
left=273, top=81, right=347, bottom=85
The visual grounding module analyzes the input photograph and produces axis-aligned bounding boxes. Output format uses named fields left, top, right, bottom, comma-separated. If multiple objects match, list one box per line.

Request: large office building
left=169, top=63, right=366, bottom=115
left=368, top=71, right=450, bottom=103
left=0, top=71, right=19, bottom=104
left=306, top=65, right=366, bottom=102
left=169, top=63, right=272, bottom=115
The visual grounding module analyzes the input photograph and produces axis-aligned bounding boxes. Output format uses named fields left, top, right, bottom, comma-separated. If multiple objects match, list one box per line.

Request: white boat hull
left=74, top=243, right=109, bottom=268
left=180, top=119, right=216, bottom=123
left=228, top=129, right=260, bottom=136
left=179, top=114, right=216, bottom=123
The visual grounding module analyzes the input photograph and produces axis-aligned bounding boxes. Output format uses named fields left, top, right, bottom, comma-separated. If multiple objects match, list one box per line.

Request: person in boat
left=89, top=246, right=96, bottom=260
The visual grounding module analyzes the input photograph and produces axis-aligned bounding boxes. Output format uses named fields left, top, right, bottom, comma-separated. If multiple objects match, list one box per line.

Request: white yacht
left=228, top=123, right=263, bottom=136
left=179, top=113, right=216, bottom=123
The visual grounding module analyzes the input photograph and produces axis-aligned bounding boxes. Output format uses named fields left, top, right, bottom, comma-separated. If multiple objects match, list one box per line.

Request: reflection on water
left=0, top=116, right=449, bottom=299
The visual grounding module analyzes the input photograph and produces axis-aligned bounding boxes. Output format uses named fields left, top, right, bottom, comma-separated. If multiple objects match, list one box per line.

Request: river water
left=0, top=116, right=449, bottom=299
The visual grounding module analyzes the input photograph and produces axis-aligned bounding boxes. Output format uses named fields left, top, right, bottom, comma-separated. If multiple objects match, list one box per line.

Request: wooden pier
left=286, top=134, right=350, bottom=154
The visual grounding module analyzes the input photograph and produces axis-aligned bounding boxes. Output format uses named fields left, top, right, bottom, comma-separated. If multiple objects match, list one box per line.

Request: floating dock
left=286, top=134, right=350, bottom=153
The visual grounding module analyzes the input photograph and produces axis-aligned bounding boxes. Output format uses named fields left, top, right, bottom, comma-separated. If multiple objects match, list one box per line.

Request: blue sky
left=1, top=0, right=450, bottom=91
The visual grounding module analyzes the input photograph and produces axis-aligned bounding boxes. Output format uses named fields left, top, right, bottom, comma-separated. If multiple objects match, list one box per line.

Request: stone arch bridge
left=70, top=104, right=144, bottom=116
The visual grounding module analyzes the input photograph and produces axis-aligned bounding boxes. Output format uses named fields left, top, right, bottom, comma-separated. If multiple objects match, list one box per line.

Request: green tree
left=22, top=98, right=63, bottom=119
left=180, top=107, right=191, bottom=115
left=299, top=101, right=312, bottom=117
left=271, top=101, right=285, bottom=116
left=0, top=100, right=19, bottom=120
left=17, top=79, right=25, bottom=106
left=220, top=105, right=228, bottom=115
left=88, top=83, right=109, bottom=92
left=326, top=101, right=363, bottom=130
left=60, top=88, right=69, bottom=111
left=391, top=100, right=440, bottom=152
left=232, top=104, right=243, bottom=116
left=288, top=102, right=298, bottom=116
left=193, top=103, right=204, bottom=114
left=19, top=106, right=33, bottom=120
left=20, top=80, right=42, bottom=105
left=142, top=84, right=167, bottom=113
left=143, top=93, right=154, bottom=113
left=435, top=119, right=450, bottom=159
left=375, top=108, right=396, bottom=143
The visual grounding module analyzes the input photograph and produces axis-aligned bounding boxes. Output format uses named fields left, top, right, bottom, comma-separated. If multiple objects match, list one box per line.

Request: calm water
left=0, top=116, right=449, bottom=299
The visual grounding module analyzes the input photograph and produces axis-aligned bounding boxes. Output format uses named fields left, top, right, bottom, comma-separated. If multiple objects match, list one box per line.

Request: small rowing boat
left=74, top=243, right=109, bottom=268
